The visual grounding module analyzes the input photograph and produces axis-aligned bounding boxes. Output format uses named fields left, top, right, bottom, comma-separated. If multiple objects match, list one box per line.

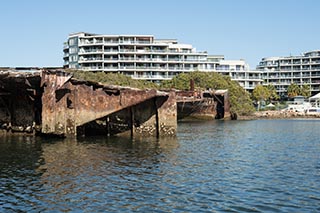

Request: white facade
left=63, top=32, right=261, bottom=90
left=257, top=50, right=320, bottom=96
left=215, top=59, right=262, bottom=91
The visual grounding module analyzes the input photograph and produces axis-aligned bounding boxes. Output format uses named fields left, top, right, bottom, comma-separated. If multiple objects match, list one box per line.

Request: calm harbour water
left=0, top=119, right=320, bottom=212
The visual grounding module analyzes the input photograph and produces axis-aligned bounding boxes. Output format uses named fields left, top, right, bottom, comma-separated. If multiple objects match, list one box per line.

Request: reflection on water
left=1, top=119, right=320, bottom=212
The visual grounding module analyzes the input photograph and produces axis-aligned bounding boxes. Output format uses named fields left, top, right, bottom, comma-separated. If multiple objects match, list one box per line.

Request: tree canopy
left=252, top=84, right=279, bottom=103
left=287, top=83, right=301, bottom=98
left=287, top=83, right=311, bottom=98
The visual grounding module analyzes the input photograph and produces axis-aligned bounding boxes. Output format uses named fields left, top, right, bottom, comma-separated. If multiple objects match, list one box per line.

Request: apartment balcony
left=104, top=49, right=119, bottom=54
left=231, top=76, right=246, bottom=80
left=63, top=43, right=69, bottom=50
left=265, top=63, right=279, bottom=67
left=311, top=73, right=320, bottom=77
left=150, top=49, right=167, bottom=53
left=119, top=40, right=136, bottom=45
left=183, top=67, right=198, bottom=71
left=168, top=67, right=184, bottom=71
left=311, top=60, right=320, bottom=64
left=136, top=66, right=151, bottom=70
left=79, top=39, right=103, bottom=46
left=167, top=58, right=183, bottom=62
left=132, top=74, right=173, bottom=80
left=135, top=49, right=151, bottom=53
left=104, top=40, right=119, bottom=44
left=310, top=67, right=320, bottom=70
left=79, top=49, right=103, bottom=54
left=104, top=57, right=118, bottom=62
left=119, top=66, right=135, bottom=70
left=151, top=58, right=167, bottom=62
left=120, top=49, right=136, bottom=53
left=81, top=66, right=103, bottom=71
left=267, top=74, right=293, bottom=79
left=79, top=58, right=103, bottom=63
left=120, top=57, right=135, bottom=61
left=103, top=66, right=118, bottom=70
left=150, top=66, right=167, bottom=70
left=184, top=58, right=206, bottom=62
left=136, top=58, right=152, bottom=62
left=136, top=39, right=152, bottom=44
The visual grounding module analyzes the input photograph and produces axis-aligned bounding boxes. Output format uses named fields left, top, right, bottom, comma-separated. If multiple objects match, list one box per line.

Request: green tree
left=252, top=85, right=270, bottom=102
left=287, top=83, right=301, bottom=98
left=300, top=84, right=311, bottom=98
left=265, top=84, right=279, bottom=101
left=252, top=85, right=270, bottom=110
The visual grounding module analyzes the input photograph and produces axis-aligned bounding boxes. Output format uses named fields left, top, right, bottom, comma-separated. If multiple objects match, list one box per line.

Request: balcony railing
left=82, top=66, right=103, bottom=70
left=79, top=40, right=103, bottom=45
left=120, top=66, right=135, bottom=69
left=132, top=75, right=173, bottom=80
left=120, top=57, right=135, bottom=61
left=104, top=67, right=118, bottom=70
left=79, top=57, right=103, bottom=62
left=104, top=49, right=118, bottom=53
left=79, top=49, right=103, bottom=53
left=119, top=49, right=135, bottom=53
left=104, top=40, right=119, bottom=44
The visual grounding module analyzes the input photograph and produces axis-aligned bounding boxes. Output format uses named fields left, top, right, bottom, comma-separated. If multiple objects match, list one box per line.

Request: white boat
left=283, top=96, right=312, bottom=112
left=305, top=107, right=320, bottom=115
left=306, top=93, right=320, bottom=115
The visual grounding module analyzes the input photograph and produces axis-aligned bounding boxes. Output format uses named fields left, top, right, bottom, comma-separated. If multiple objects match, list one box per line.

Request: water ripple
left=0, top=120, right=320, bottom=212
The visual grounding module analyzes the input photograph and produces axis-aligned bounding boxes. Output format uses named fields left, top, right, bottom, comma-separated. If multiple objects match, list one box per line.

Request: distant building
left=215, top=59, right=262, bottom=91
left=257, top=50, right=320, bottom=96
left=63, top=32, right=261, bottom=91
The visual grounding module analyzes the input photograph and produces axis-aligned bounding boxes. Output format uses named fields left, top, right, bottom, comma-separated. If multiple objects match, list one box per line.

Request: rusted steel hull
left=0, top=71, right=41, bottom=134
left=177, top=99, right=216, bottom=120
left=0, top=70, right=177, bottom=137
left=41, top=71, right=177, bottom=137
left=176, top=90, right=230, bottom=120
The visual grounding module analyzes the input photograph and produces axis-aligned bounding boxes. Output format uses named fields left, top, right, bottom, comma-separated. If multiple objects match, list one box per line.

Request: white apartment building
left=257, top=50, right=320, bottom=96
left=215, top=59, right=262, bottom=91
left=63, top=32, right=261, bottom=91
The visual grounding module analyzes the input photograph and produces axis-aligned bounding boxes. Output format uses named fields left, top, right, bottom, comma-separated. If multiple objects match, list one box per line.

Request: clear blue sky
left=1, top=0, right=319, bottom=69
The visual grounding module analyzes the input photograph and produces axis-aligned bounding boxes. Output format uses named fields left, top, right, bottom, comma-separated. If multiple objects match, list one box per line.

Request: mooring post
left=154, top=97, right=160, bottom=138
left=106, top=116, right=110, bottom=137
left=130, top=107, right=134, bottom=137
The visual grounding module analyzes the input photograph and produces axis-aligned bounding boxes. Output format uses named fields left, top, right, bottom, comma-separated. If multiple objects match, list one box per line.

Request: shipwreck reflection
left=37, top=136, right=178, bottom=206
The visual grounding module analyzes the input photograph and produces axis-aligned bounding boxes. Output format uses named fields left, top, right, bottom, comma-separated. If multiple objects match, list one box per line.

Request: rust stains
left=41, top=70, right=176, bottom=137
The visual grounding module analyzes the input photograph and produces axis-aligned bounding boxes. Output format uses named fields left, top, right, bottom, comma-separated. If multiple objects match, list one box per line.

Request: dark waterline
left=0, top=119, right=320, bottom=212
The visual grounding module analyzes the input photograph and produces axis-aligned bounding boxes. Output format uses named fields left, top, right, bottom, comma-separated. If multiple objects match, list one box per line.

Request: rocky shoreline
left=239, top=110, right=320, bottom=120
